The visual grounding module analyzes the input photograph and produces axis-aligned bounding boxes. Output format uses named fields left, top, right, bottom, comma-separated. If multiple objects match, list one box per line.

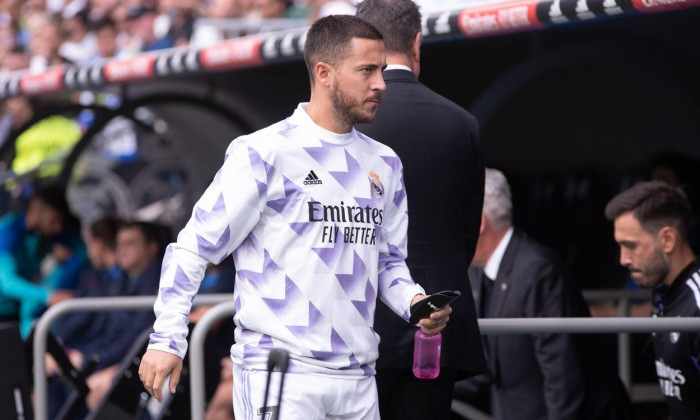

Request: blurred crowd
left=0, top=0, right=358, bottom=73
left=0, top=181, right=235, bottom=417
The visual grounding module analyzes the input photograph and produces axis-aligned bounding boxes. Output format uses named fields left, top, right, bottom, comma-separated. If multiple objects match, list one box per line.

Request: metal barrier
left=32, top=294, right=231, bottom=420
left=189, top=302, right=700, bottom=420
left=188, top=300, right=237, bottom=420
left=32, top=289, right=670, bottom=420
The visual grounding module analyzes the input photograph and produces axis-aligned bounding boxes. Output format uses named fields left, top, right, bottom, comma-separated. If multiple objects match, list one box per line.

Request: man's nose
left=619, top=250, right=632, bottom=267
left=372, top=73, right=386, bottom=92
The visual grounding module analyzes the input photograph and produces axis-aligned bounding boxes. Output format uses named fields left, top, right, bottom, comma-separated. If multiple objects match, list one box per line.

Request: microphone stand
left=261, top=348, right=290, bottom=420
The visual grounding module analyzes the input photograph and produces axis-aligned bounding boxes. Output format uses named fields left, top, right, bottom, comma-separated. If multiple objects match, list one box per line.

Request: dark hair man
left=83, top=220, right=164, bottom=409
left=356, top=1, right=485, bottom=418
left=52, top=215, right=125, bottom=350
left=0, top=184, right=76, bottom=323
left=139, top=15, right=452, bottom=420
left=606, top=181, right=700, bottom=419
left=47, top=215, right=125, bottom=418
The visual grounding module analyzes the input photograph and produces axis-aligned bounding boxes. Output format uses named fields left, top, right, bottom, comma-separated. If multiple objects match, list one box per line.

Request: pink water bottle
left=412, top=329, right=441, bottom=379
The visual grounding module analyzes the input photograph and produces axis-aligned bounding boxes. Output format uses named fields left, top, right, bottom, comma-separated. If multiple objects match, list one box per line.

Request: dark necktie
left=481, top=272, right=495, bottom=318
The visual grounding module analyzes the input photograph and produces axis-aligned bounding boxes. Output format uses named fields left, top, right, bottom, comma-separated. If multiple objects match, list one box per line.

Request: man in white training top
left=138, top=14, right=451, bottom=420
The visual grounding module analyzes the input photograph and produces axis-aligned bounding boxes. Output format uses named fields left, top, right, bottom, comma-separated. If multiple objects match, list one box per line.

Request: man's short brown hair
left=303, top=14, right=383, bottom=84
left=605, top=180, right=692, bottom=239
left=89, top=215, right=123, bottom=250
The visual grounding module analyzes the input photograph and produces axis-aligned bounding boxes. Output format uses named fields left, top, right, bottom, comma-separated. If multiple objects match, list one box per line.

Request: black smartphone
left=409, top=290, right=462, bottom=324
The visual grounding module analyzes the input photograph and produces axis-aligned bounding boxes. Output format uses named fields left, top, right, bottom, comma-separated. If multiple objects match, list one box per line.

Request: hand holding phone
left=409, top=290, right=461, bottom=324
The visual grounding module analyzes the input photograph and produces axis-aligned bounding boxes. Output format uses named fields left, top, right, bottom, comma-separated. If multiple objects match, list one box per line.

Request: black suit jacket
left=357, top=69, right=486, bottom=377
left=483, top=230, right=632, bottom=420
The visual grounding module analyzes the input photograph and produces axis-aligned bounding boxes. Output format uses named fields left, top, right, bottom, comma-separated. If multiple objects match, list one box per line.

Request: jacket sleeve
left=524, top=261, right=585, bottom=420
left=377, top=161, right=425, bottom=322
left=147, top=138, right=269, bottom=358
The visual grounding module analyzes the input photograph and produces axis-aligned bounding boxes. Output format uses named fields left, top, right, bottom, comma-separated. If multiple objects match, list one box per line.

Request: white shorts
left=233, top=365, right=380, bottom=420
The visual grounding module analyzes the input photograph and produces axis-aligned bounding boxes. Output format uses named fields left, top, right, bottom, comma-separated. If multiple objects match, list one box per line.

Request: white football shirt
left=148, top=103, right=424, bottom=377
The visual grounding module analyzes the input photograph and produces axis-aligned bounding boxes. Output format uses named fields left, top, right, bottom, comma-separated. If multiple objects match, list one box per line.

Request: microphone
left=262, top=348, right=290, bottom=420
left=267, top=348, right=290, bottom=373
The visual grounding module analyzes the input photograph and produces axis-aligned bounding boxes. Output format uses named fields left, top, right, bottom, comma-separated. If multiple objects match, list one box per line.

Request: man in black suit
left=463, top=168, right=632, bottom=420
left=356, top=1, right=486, bottom=419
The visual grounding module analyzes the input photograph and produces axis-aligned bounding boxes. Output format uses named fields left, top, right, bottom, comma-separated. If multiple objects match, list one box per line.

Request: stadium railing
left=32, top=295, right=230, bottom=420
left=33, top=290, right=688, bottom=420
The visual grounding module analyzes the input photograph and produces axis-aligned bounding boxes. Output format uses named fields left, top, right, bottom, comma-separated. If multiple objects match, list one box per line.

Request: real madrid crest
left=369, top=171, right=384, bottom=199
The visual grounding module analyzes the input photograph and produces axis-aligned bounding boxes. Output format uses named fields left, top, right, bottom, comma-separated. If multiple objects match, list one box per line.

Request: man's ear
left=411, top=32, right=421, bottom=64
left=658, top=226, right=678, bottom=254
left=479, top=212, right=487, bottom=235
left=314, top=62, right=334, bottom=88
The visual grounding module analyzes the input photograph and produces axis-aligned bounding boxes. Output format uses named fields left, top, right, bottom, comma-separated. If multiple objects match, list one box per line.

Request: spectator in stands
left=122, top=5, right=158, bottom=54
left=605, top=181, right=700, bottom=418
left=250, top=0, right=305, bottom=19
left=250, top=0, right=290, bottom=18
left=0, top=50, right=30, bottom=72
left=58, top=0, right=97, bottom=64
left=308, top=0, right=355, bottom=22
left=27, top=12, right=65, bottom=72
left=0, top=89, right=31, bottom=214
left=22, top=0, right=48, bottom=14
left=108, top=0, right=135, bottom=34
left=50, top=215, right=125, bottom=359
left=19, top=0, right=48, bottom=31
left=19, top=212, right=86, bottom=336
left=87, top=0, right=119, bottom=22
left=0, top=0, right=23, bottom=47
left=0, top=95, right=33, bottom=156
left=191, top=0, right=254, bottom=47
left=153, top=0, right=176, bottom=40
left=456, top=168, right=633, bottom=420
left=90, top=17, right=125, bottom=60
left=0, top=16, right=17, bottom=65
left=83, top=221, right=165, bottom=409
left=46, top=215, right=125, bottom=419
left=9, top=0, right=37, bottom=52
left=0, top=185, right=79, bottom=324
left=215, top=0, right=254, bottom=19
left=149, top=0, right=198, bottom=50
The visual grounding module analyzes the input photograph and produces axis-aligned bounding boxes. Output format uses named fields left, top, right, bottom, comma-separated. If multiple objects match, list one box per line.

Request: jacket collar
left=655, top=258, right=700, bottom=306
left=488, top=229, right=525, bottom=318
left=484, top=227, right=514, bottom=280
left=382, top=68, right=419, bottom=83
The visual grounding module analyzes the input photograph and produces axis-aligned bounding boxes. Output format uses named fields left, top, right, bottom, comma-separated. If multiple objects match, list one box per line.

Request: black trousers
left=376, top=367, right=457, bottom=420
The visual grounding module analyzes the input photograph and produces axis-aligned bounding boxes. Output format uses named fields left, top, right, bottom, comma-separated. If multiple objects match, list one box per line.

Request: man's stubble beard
left=330, top=82, right=380, bottom=127
left=640, top=246, right=671, bottom=288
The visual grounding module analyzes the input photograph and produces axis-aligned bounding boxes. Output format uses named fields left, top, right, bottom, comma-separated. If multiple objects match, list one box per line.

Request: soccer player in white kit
left=138, top=15, right=452, bottom=420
